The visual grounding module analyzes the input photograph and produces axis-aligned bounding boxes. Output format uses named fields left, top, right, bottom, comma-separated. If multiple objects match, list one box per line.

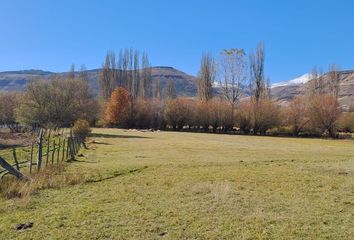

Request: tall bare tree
left=249, top=42, right=265, bottom=103
left=198, top=53, right=216, bottom=102
left=307, top=66, right=325, bottom=97
left=131, top=50, right=140, bottom=99
left=99, top=52, right=116, bottom=99
left=79, top=64, right=89, bottom=82
left=328, top=64, right=341, bottom=98
left=219, top=48, right=247, bottom=117
left=166, top=79, right=176, bottom=99
left=141, top=52, right=151, bottom=99
left=152, top=79, right=161, bottom=100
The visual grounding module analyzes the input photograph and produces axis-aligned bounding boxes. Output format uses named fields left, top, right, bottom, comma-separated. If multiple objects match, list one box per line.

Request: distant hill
left=0, top=67, right=198, bottom=97
left=1, top=67, right=353, bottom=108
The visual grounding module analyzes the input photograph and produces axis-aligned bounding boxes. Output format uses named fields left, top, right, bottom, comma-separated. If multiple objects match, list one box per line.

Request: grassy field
left=1, top=128, right=354, bottom=239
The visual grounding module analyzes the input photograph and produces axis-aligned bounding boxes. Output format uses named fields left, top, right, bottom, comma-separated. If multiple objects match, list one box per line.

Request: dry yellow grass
left=0, top=128, right=353, bottom=239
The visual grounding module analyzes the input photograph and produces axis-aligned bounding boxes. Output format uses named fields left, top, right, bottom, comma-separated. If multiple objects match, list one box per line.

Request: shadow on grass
left=90, top=133, right=151, bottom=139
left=87, top=166, right=148, bottom=183
left=0, top=144, right=22, bottom=150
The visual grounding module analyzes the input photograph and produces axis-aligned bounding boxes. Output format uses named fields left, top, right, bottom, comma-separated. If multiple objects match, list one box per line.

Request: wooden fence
left=0, top=128, right=84, bottom=180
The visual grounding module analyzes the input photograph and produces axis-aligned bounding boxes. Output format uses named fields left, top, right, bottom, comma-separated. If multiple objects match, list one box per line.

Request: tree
left=328, top=64, right=341, bottom=97
left=105, top=87, right=132, bottom=127
left=140, top=52, right=151, bottom=99
left=164, top=98, right=193, bottom=130
left=237, top=100, right=253, bottom=134
left=0, top=91, right=20, bottom=128
left=309, top=94, right=341, bottom=138
left=68, top=64, right=76, bottom=80
left=79, top=64, right=89, bottom=82
left=152, top=79, right=161, bottom=100
left=249, top=42, right=266, bottom=103
left=208, top=99, right=234, bottom=132
left=131, top=50, right=140, bottom=99
left=285, top=96, right=309, bottom=136
left=307, top=66, right=325, bottom=97
left=249, top=42, right=268, bottom=134
left=198, top=53, right=216, bottom=102
left=16, top=76, right=98, bottom=127
left=219, top=48, right=247, bottom=117
left=99, top=52, right=117, bottom=99
left=166, top=79, right=176, bottom=99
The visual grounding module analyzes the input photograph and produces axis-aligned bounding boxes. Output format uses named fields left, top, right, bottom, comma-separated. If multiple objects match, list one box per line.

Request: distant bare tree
left=198, top=53, right=216, bottom=102
left=141, top=52, right=151, bottom=99
left=307, top=66, right=325, bottom=97
left=249, top=42, right=266, bottom=102
left=328, top=64, right=341, bottom=97
left=68, top=64, right=76, bottom=80
left=99, top=52, right=116, bottom=99
left=166, top=79, right=176, bottom=99
left=79, top=64, right=89, bottom=82
left=152, top=79, right=161, bottom=100
left=219, top=48, right=247, bottom=117
left=249, top=42, right=267, bottom=134
left=132, top=50, right=140, bottom=99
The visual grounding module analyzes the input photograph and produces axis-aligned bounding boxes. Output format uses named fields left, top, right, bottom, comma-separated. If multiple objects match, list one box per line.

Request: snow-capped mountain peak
left=271, top=73, right=311, bottom=88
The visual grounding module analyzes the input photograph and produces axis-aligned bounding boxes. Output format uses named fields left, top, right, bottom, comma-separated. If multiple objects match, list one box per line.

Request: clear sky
left=0, top=0, right=353, bottom=83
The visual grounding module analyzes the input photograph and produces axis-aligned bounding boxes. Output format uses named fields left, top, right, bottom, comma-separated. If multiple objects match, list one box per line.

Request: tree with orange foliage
left=105, top=87, right=132, bottom=127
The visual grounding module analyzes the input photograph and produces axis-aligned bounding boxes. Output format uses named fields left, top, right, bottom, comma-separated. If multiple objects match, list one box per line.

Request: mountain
left=271, top=71, right=354, bottom=109
left=0, top=67, right=198, bottom=97
left=271, top=73, right=311, bottom=88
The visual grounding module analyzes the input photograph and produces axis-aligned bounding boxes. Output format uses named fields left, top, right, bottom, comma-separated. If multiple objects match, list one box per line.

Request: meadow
left=0, top=128, right=353, bottom=239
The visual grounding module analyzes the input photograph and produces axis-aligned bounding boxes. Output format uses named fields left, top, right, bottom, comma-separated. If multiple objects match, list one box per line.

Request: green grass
left=1, top=128, right=354, bottom=239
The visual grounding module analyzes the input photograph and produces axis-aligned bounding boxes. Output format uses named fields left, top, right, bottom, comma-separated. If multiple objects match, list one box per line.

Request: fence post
left=70, top=137, right=75, bottom=160
left=62, top=139, right=66, bottom=162
left=46, top=137, right=50, bottom=166
left=12, top=148, right=19, bottom=171
left=66, top=137, right=70, bottom=160
left=57, top=138, right=61, bottom=165
left=51, top=140, right=56, bottom=165
left=0, top=157, right=30, bottom=181
left=72, top=137, right=76, bottom=156
left=37, top=129, right=44, bottom=172
left=29, top=143, right=34, bottom=174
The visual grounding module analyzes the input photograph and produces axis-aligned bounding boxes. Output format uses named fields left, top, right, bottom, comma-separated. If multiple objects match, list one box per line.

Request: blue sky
left=0, top=0, right=353, bottom=83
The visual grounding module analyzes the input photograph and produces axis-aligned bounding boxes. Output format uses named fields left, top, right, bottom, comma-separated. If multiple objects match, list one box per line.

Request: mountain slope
left=271, top=71, right=354, bottom=109
left=0, top=67, right=198, bottom=97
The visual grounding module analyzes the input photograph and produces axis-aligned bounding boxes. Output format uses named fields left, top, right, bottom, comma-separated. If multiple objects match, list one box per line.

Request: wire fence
left=0, top=128, right=84, bottom=180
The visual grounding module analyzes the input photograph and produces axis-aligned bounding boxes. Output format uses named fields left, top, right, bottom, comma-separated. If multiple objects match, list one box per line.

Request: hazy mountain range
left=0, top=67, right=353, bottom=109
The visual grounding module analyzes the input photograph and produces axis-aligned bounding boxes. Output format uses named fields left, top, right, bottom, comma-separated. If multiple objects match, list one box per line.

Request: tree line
left=0, top=44, right=353, bottom=137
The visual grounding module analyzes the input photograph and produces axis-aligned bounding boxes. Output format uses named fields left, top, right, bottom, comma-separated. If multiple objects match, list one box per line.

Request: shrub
left=337, top=113, right=354, bottom=133
left=72, top=119, right=92, bottom=139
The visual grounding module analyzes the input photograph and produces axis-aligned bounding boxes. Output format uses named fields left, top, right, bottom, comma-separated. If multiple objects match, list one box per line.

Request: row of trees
left=99, top=48, right=152, bottom=100
left=103, top=87, right=353, bottom=137
left=102, top=43, right=352, bottom=137
left=1, top=44, right=352, bottom=138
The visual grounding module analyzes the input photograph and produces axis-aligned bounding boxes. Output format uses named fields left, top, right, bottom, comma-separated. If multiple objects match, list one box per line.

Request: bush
left=337, top=113, right=354, bottom=133
left=72, top=119, right=92, bottom=139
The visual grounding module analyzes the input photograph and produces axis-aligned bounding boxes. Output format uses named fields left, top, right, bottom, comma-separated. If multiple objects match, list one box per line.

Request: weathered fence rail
left=0, top=128, right=84, bottom=180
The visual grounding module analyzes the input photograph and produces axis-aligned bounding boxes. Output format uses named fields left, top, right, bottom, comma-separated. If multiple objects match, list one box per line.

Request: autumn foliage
left=105, top=87, right=132, bottom=127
